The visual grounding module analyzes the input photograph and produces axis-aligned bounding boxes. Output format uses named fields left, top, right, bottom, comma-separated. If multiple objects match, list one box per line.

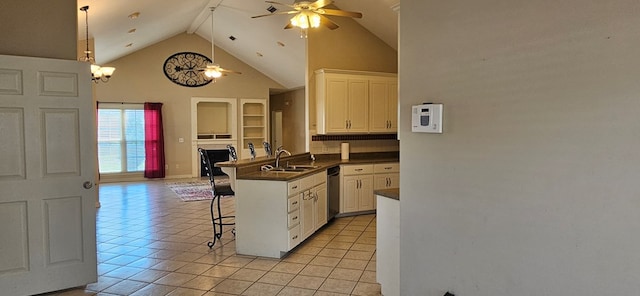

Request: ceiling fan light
left=291, top=13, right=309, bottom=29
left=204, top=68, right=222, bottom=79
left=310, top=13, right=321, bottom=28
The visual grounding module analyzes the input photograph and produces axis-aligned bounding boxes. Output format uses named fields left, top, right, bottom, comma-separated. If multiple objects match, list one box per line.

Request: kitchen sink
left=263, top=164, right=319, bottom=173
left=273, top=165, right=316, bottom=172
left=260, top=163, right=320, bottom=174
left=285, top=164, right=319, bottom=170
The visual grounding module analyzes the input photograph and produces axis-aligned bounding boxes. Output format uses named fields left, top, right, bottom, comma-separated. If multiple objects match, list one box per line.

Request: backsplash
left=310, top=139, right=399, bottom=155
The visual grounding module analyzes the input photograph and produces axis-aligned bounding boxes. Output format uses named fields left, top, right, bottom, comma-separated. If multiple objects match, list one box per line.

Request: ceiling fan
left=202, top=7, right=241, bottom=80
left=252, top=0, right=362, bottom=35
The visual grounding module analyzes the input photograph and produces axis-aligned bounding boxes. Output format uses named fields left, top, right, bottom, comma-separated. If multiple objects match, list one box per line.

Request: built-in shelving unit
left=240, top=99, right=267, bottom=159
left=197, top=134, right=232, bottom=139
left=190, top=97, right=238, bottom=177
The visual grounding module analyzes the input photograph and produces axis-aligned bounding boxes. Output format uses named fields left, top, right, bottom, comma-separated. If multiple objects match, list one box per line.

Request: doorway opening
left=271, top=111, right=283, bottom=149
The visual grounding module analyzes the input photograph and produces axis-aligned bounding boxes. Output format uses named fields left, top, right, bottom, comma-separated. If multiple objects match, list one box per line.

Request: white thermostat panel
left=412, top=103, right=443, bottom=133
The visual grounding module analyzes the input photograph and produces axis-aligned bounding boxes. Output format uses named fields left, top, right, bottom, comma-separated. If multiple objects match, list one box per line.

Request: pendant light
left=79, top=6, right=115, bottom=83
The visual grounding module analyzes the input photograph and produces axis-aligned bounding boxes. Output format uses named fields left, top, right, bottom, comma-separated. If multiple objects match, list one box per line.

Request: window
left=97, top=103, right=145, bottom=174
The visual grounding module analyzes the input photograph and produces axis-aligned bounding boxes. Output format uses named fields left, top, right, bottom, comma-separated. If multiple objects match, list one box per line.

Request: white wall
left=399, top=0, right=640, bottom=295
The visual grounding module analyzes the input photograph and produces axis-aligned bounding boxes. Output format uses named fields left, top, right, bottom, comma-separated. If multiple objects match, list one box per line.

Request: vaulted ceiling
left=77, top=0, right=399, bottom=89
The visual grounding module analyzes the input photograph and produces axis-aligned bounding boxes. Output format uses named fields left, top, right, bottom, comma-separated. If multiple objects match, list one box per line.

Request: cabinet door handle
left=293, top=216, right=298, bottom=220
left=292, top=235, right=298, bottom=240
left=303, top=191, right=314, bottom=200
left=345, top=120, right=349, bottom=129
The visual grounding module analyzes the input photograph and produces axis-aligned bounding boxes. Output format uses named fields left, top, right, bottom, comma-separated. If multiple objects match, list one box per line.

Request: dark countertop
left=374, top=188, right=400, bottom=200
left=220, top=152, right=399, bottom=182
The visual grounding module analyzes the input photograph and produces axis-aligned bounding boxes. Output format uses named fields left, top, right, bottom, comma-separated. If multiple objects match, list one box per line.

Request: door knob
left=83, top=181, right=93, bottom=189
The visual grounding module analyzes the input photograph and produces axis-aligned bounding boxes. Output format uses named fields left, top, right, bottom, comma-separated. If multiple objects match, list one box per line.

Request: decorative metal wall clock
left=163, top=52, right=212, bottom=87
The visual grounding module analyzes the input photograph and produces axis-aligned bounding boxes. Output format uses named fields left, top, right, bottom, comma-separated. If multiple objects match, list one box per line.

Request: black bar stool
left=198, top=148, right=235, bottom=248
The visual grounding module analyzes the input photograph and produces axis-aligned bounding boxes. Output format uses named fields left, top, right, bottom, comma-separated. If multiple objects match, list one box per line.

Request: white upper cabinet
left=316, top=69, right=397, bottom=134
left=369, top=78, right=398, bottom=133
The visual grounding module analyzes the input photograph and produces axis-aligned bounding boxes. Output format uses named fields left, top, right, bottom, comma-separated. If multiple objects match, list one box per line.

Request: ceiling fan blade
left=310, top=0, right=333, bottom=9
left=319, top=14, right=339, bottom=30
left=320, top=8, right=363, bottom=18
left=220, top=68, right=242, bottom=74
left=265, top=1, right=296, bottom=9
left=252, top=11, right=298, bottom=18
left=284, top=22, right=294, bottom=30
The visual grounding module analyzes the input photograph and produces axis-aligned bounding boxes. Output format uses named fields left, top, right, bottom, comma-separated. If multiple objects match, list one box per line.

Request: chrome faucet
left=275, top=146, right=291, bottom=168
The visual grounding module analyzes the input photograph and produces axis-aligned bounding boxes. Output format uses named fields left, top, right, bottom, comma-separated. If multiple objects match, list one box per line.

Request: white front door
left=0, top=55, right=97, bottom=295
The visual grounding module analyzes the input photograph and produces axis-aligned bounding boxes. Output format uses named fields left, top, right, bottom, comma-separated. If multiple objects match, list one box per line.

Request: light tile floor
left=42, top=180, right=380, bottom=296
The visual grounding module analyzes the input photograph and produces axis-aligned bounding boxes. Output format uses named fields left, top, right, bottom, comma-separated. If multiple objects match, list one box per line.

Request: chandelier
left=79, top=6, right=115, bottom=83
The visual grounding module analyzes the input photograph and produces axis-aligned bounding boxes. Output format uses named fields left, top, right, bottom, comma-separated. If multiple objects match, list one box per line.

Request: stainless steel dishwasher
left=327, top=166, right=340, bottom=220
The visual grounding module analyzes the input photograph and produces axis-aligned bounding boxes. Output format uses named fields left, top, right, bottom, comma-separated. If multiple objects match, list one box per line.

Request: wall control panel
left=412, top=103, right=443, bottom=133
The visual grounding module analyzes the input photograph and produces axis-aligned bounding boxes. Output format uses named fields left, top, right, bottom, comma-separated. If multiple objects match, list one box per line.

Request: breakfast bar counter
left=215, top=152, right=398, bottom=258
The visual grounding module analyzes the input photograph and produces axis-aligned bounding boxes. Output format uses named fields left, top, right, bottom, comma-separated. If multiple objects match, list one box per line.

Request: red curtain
left=144, top=102, right=165, bottom=178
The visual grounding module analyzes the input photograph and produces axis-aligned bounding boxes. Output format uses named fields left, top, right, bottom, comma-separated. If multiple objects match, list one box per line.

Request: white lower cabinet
left=235, top=171, right=327, bottom=258
left=301, top=183, right=328, bottom=240
left=287, top=194, right=302, bottom=249
left=341, top=164, right=375, bottom=214
left=341, top=163, right=398, bottom=214
left=374, top=174, right=399, bottom=190
left=315, top=184, right=328, bottom=229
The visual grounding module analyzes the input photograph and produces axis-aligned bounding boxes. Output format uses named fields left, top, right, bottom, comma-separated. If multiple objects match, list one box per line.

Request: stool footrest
left=207, top=195, right=236, bottom=249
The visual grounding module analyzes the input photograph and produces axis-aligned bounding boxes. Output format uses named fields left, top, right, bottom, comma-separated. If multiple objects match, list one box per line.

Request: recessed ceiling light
left=277, top=41, right=285, bottom=47
left=125, top=43, right=133, bottom=47
left=128, top=12, right=140, bottom=19
left=256, top=52, right=263, bottom=57
left=128, top=28, right=136, bottom=34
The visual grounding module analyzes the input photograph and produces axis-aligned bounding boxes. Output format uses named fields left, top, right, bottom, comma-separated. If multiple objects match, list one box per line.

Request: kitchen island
left=216, top=152, right=398, bottom=258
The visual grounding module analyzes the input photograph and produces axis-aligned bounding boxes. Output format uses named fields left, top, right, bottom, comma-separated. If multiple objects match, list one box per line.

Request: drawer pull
left=292, top=185, right=298, bottom=189
left=292, top=216, right=298, bottom=220
left=292, top=235, right=298, bottom=240
left=355, top=168, right=363, bottom=171
left=292, top=201, right=298, bottom=205
left=385, top=167, right=392, bottom=170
